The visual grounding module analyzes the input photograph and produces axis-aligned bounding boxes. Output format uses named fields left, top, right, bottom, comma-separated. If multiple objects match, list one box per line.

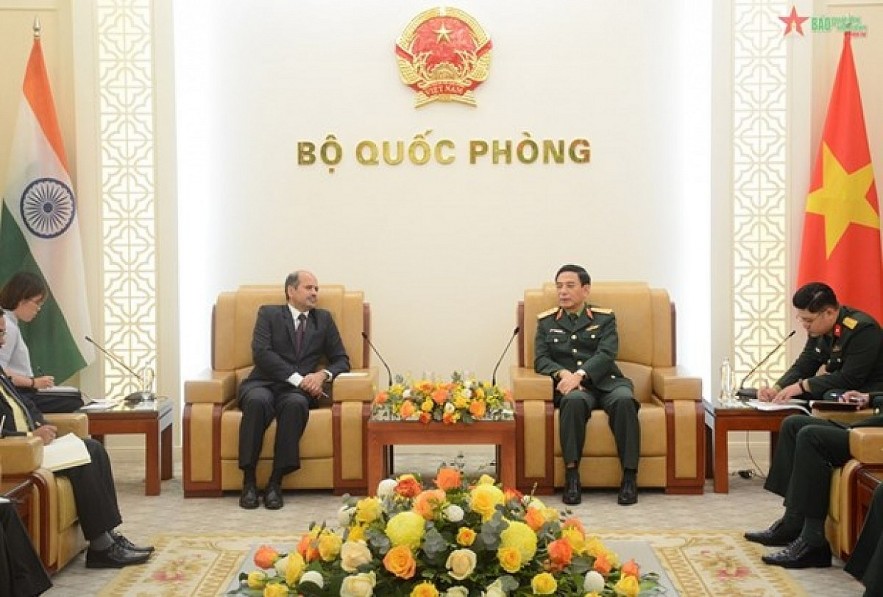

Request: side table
left=852, top=468, right=883, bottom=557
left=82, top=398, right=174, bottom=495
left=1, top=476, right=34, bottom=536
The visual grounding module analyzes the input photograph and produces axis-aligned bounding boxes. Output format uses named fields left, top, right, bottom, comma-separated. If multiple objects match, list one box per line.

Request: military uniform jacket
left=776, top=306, right=883, bottom=398
left=534, top=304, right=633, bottom=393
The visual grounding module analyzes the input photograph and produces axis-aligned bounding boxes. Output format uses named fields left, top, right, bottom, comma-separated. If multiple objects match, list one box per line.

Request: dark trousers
left=19, top=388, right=83, bottom=414
left=764, top=414, right=851, bottom=520
left=557, top=385, right=640, bottom=470
left=55, top=438, right=123, bottom=540
left=0, top=504, right=52, bottom=596
left=238, top=385, right=313, bottom=474
left=845, top=484, right=883, bottom=596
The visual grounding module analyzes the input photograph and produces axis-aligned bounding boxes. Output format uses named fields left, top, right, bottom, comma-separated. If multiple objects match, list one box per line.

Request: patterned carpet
left=98, top=529, right=804, bottom=596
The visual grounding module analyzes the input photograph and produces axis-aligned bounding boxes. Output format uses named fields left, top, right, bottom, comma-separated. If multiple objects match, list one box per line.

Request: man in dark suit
left=0, top=502, right=52, bottom=596
left=534, top=264, right=640, bottom=506
left=238, top=270, right=350, bottom=510
left=744, top=282, right=883, bottom=568
left=0, top=311, right=153, bottom=569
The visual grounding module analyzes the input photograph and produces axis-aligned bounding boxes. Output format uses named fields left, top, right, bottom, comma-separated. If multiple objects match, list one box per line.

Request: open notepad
left=747, top=399, right=810, bottom=415
left=41, top=433, right=92, bottom=472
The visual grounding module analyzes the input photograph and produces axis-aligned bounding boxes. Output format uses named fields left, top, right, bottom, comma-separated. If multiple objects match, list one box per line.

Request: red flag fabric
left=797, top=33, right=883, bottom=323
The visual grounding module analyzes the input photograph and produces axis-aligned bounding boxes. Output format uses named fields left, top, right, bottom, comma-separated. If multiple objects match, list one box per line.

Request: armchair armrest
left=45, top=413, right=88, bottom=438
left=0, top=437, right=44, bottom=474
left=184, top=369, right=238, bottom=405
left=849, top=428, right=883, bottom=465
left=332, top=368, right=379, bottom=402
left=510, top=366, right=553, bottom=401
left=651, top=367, right=702, bottom=400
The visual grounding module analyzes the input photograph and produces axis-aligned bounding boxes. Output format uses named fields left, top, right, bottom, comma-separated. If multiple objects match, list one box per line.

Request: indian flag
left=0, top=30, right=93, bottom=381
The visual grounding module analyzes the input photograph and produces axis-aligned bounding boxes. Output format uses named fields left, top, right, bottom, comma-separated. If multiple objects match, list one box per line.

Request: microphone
left=735, top=330, right=796, bottom=400
left=85, top=335, right=155, bottom=402
left=492, top=326, right=520, bottom=386
left=361, top=331, right=393, bottom=388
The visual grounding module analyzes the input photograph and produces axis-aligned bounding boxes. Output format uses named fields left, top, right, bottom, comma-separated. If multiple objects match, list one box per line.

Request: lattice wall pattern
left=97, top=0, right=157, bottom=398
left=731, top=0, right=791, bottom=387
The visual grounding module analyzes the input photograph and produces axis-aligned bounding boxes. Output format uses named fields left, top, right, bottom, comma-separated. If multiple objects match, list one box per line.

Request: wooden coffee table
left=704, top=401, right=799, bottom=493
left=83, top=397, right=174, bottom=495
left=366, top=419, right=516, bottom=493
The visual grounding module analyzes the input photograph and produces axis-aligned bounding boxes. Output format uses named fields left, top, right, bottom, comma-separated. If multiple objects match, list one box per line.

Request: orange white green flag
left=797, top=33, right=883, bottom=324
left=0, top=28, right=93, bottom=381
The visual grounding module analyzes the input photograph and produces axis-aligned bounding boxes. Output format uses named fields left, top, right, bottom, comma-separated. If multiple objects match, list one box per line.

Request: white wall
left=174, top=1, right=713, bottom=385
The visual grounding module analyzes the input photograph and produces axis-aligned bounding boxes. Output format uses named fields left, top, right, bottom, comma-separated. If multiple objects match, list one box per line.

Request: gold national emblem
left=395, top=7, right=492, bottom=107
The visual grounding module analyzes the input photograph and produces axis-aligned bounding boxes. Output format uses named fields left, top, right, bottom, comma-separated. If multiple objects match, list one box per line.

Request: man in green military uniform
left=534, top=264, right=640, bottom=506
left=744, top=282, right=883, bottom=568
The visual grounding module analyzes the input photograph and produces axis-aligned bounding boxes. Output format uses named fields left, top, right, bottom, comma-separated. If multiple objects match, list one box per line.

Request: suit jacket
left=776, top=306, right=883, bottom=398
left=239, top=305, right=350, bottom=396
left=534, top=304, right=633, bottom=394
left=0, top=369, right=45, bottom=435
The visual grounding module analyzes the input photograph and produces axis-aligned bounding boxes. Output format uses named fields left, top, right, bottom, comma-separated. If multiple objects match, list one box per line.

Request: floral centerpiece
left=370, top=372, right=514, bottom=424
left=232, top=469, right=661, bottom=596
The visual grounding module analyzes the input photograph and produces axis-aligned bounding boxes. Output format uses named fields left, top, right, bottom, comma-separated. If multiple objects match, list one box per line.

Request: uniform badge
left=395, top=7, right=493, bottom=107
left=842, top=317, right=858, bottom=330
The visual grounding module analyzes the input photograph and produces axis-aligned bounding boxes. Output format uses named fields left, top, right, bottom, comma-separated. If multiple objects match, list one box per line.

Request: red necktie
left=295, top=313, right=307, bottom=356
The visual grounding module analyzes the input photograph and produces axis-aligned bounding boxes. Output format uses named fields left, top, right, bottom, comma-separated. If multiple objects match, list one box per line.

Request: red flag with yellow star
left=797, top=33, right=883, bottom=323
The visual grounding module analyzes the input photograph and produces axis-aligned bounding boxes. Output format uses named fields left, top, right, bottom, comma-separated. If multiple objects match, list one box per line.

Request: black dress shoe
left=562, top=468, right=582, bottom=505
left=744, top=517, right=800, bottom=546
left=264, top=482, right=284, bottom=510
left=86, top=542, right=151, bottom=569
left=761, top=537, right=832, bottom=569
left=110, top=530, right=155, bottom=553
left=239, top=482, right=259, bottom=510
left=617, top=477, right=638, bottom=505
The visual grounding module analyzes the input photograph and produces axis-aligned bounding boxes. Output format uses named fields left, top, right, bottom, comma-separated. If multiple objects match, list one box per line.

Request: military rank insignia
left=395, top=7, right=493, bottom=107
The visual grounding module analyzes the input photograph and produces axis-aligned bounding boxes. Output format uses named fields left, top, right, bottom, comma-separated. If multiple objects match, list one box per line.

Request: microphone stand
left=84, top=335, right=155, bottom=402
left=735, top=330, right=796, bottom=400
left=361, top=331, right=393, bottom=388
left=492, top=327, right=520, bottom=386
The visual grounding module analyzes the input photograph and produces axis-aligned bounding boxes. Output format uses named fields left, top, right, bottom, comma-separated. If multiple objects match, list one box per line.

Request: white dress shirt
left=0, top=312, right=33, bottom=377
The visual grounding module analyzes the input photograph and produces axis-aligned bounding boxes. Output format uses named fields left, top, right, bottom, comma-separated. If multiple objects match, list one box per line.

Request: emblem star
left=434, top=24, right=453, bottom=43
left=779, top=5, right=809, bottom=36
left=806, top=142, right=879, bottom=257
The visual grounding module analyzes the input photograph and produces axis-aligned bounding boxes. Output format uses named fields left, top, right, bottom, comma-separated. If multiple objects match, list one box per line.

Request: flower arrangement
left=233, top=469, right=660, bottom=596
left=370, top=372, right=514, bottom=424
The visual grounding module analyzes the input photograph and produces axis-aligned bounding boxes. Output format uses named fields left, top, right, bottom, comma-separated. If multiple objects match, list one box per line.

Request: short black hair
left=792, top=282, right=838, bottom=313
left=0, top=272, right=48, bottom=310
left=555, top=264, right=591, bottom=286
left=283, top=271, right=303, bottom=300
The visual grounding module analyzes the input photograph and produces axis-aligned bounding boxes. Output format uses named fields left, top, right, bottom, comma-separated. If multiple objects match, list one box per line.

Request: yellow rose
left=285, top=552, right=305, bottom=586
left=477, top=474, right=496, bottom=485
left=499, top=520, right=538, bottom=561
left=246, top=571, right=267, bottom=590
left=355, top=497, right=383, bottom=524
left=383, top=545, right=417, bottom=579
left=421, top=398, right=434, bottom=412
left=318, top=531, right=343, bottom=561
left=445, top=549, right=477, bottom=581
left=410, top=581, right=440, bottom=597
left=348, top=524, right=366, bottom=542
left=530, top=572, right=557, bottom=595
left=613, top=574, right=640, bottom=597
left=340, top=540, right=373, bottom=573
left=340, top=571, right=377, bottom=597
left=263, top=583, right=288, bottom=597
left=456, top=527, right=476, bottom=547
left=562, top=527, right=587, bottom=554
left=385, top=511, right=426, bottom=549
left=470, top=484, right=505, bottom=521
left=497, top=546, right=522, bottom=573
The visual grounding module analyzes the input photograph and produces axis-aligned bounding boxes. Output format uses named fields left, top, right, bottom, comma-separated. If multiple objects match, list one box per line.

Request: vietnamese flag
left=797, top=33, right=883, bottom=323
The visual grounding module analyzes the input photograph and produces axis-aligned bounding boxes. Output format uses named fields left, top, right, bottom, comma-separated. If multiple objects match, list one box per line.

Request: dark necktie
left=295, top=313, right=307, bottom=356
left=0, top=372, right=35, bottom=431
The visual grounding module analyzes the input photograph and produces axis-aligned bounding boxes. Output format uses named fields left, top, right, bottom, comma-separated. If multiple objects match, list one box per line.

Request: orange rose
left=524, top=508, right=546, bottom=532
left=296, top=533, right=320, bottom=562
left=399, top=399, right=416, bottom=418
left=419, top=412, right=432, bottom=424
left=562, top=517, right=585, bottom=534
left=434, top=467, right=462, bottom=491
left=413, top=489, right=446, bottom=520
left=547, top=538, right=573, bottom=570
left=253, top=545, right=280, bottom=569
left=383, top=545, right=417, bottom=579
left=456, top=527, right=476, bottom=547
left=593, top=552, right=613, bottom=575
left=442, top=412, right=456, bottom=425
left=621, top=558, right=640, bottom=577
left=431, top=388, right=448, bottom=405
left=468, top=399, right=487, bottom=418
left=395, top=475, right=423, bottom=498
left=374, top=391, right=388, bottom=404
left=504, top=487, right=523, bottom=502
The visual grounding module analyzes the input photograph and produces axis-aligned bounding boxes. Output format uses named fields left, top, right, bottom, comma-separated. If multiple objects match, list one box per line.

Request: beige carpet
left=98, top=529, right=805, bottom=596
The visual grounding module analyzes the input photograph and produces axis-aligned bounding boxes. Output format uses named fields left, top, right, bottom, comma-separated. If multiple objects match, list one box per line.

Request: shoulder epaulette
left=842, top=316, right=858, bottom=329
left=536, top=307, right=558, bottom=319
left=590, top=307, right=614, bottom=315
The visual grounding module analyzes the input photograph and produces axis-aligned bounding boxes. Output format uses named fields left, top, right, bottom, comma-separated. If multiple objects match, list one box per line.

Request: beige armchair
left=510, top=282, right=705, bottom=495
left=183, top=284, right=378, bottom=497
left=0, top=413, right=88, bottom=573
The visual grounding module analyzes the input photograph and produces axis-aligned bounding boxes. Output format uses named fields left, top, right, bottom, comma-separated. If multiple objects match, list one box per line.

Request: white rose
left=273, top=554, right=289, bottom=577
left=584, top=570, right=605, bottom=592
left=403, top=388, right=411, bottom=399
left=483, top=579, right=506, bottom=597
left=462, top=388, right=473, bottom=399
left=299, top=570, right=324, bottom=589
left=444, top=504, right=464, bottom=522
left=445, top=587, right=469, bottom=597
left=338, top=505, right=355, bottom=526
left=340, top=571, right=376, bottom=597
left=444, top=401, right=456, bottom=414
left=376, top=478, right=398, bottom=498
left=340, top=540, right=373, bottom=573
left=446, top=549, right=477, bottom=580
